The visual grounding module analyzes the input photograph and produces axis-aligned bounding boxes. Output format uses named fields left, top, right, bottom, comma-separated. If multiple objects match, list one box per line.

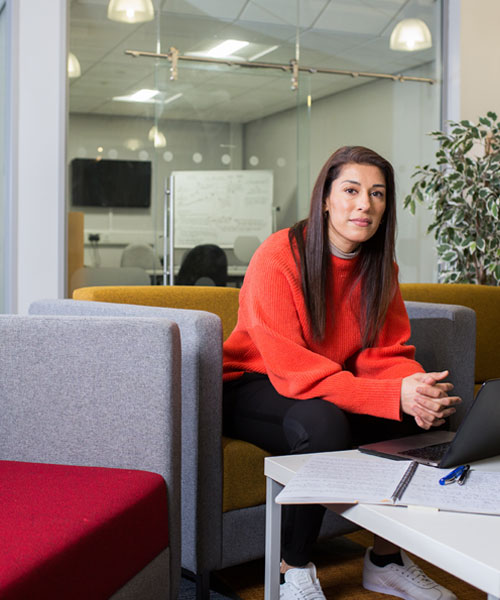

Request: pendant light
left=390, top=18, right=432, bottom=52
left=68, top=52, right=81, bottom=79
left=148, top=125, right=167, bottom=148
left=107, top=0, right=154, bottom=24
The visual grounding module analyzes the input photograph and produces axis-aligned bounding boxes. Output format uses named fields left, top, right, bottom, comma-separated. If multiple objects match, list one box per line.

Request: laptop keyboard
left=399, top=441, right=451, bottom=462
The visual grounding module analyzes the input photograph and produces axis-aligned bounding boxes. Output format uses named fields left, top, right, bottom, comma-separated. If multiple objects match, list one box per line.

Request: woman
left=223, top=146, right=460, bottom=600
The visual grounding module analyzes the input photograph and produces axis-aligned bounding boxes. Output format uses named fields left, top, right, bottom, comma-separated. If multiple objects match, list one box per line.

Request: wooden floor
left=215, top=530, right=486, bottom=600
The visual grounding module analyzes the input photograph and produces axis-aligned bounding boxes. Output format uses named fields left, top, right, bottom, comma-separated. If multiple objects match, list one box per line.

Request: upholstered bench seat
left=0, top=461, right=169, bottom=600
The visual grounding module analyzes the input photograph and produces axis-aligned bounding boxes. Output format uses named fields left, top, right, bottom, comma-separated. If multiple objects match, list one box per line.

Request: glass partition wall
left=68, top=0, right=442, bottom=293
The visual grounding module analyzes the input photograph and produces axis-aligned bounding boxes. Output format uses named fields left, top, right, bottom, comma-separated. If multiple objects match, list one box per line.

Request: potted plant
left=404, top=112, right=500, bottom=284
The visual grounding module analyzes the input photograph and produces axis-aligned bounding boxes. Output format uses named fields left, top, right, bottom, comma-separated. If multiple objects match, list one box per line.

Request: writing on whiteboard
left=172, top=170, right=273, bottom=248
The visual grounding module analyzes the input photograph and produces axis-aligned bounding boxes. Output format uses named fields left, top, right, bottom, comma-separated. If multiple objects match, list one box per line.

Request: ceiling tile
left=160, top=0, right=249, bottom=21
left=316, top=0, right=405, bottom=35
left=239, top=0, right=329, bottom=28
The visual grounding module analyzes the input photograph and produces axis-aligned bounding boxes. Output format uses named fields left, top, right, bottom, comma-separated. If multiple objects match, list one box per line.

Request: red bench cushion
left=0, top=460, right=169, bottom=600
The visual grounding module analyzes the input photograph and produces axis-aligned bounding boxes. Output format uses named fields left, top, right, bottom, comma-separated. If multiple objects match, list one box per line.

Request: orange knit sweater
left=223, top=228, right=424, bottom=421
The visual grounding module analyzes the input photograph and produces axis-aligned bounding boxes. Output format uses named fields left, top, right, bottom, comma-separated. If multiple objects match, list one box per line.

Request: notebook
left=359, top=378, right=500, bottom=468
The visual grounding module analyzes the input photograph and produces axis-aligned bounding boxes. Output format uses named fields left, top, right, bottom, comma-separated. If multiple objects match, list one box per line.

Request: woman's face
left=324, top=162, right=386, bottom=253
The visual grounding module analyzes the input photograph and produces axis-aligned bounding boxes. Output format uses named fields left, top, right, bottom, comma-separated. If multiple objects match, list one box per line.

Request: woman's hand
left=401, top=370, right=462, bottom=430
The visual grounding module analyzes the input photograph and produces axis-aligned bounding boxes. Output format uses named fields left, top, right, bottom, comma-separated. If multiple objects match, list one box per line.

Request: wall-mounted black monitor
left=70, top=158, right=151, bottom=208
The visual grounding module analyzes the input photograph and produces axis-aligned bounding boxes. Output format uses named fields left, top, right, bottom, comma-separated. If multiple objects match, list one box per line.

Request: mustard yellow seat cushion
left=222, top=436, right=271, bottom=513
left=73, top=285, right=240, bottom=341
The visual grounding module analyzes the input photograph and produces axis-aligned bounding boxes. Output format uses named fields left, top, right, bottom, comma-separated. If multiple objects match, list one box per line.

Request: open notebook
left=275, top=453, right=500, bottom=515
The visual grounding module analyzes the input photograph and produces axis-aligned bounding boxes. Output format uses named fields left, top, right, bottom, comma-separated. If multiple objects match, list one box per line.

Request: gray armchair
left=0, top=314, right=181, bottom=600
left=30, top=298, right=476, bottom=599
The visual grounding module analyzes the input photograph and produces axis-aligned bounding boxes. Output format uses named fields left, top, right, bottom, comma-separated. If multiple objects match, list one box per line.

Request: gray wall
left=244, top=64, right=440, bottom=283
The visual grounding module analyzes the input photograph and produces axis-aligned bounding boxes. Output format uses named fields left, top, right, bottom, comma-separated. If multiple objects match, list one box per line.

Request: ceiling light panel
left=113, top=88, right=159, bottom=102
left=196, top=39, right=250, bottom=58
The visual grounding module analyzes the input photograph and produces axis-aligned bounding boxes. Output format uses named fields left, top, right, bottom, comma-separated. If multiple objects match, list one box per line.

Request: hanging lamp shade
left=148, top=125, right=167, bottom=148
left=390, top=18, right=432, bottom=52
left=107, top=0, right=154, bottom=23
left=68, top=52, right=81, bottom=78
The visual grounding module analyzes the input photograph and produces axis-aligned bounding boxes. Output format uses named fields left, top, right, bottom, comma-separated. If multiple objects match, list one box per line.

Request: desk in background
left=147, top=266, right=247, bottom=287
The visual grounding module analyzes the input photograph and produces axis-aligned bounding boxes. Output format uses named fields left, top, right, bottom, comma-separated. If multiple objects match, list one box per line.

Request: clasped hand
left=401, top=370, right=461, bottom=430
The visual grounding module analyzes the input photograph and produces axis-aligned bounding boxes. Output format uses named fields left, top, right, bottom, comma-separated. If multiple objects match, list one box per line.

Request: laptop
left=359, top=378, right=500, bottom=468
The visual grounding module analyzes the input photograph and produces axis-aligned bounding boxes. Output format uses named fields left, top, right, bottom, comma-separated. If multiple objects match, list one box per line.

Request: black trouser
left=223, top=372, right=420, bottom=567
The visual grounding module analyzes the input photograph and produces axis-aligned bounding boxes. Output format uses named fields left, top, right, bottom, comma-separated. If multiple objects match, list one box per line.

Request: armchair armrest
left=405, top=301, right=476, bottom=430
left=0, top=314, right=181, bottom=599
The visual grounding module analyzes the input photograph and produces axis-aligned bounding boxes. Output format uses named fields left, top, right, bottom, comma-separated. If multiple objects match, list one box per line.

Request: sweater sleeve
left=349, top=285, right=425, bottom=381
left=238, top=243, right=405, bottom=420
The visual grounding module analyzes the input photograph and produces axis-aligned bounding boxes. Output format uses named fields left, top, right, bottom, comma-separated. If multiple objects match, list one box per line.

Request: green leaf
left=495, top=264, right=500, bottom=281
left=479, top=117, right=492, bottom=127
left=487, top=198, right=499, bottom=218
left=463, top=141, right=474, bottom=153
left=487, top=111, right=498, bottom=121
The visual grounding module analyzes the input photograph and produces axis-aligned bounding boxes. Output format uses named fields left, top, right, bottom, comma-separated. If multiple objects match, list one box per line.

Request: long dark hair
left=289, top=146, right=397, bottom=348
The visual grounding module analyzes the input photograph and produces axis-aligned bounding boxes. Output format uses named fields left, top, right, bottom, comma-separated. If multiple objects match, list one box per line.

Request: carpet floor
left=214, top=530, right=486, bottom=599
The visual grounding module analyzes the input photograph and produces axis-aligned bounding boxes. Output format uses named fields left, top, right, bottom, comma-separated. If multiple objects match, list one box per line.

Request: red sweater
left=223, top=228, right=424, bottom=420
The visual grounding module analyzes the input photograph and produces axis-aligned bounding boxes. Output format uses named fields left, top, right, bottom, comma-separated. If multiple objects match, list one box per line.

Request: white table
left=264, top=450, right=500, bottom=600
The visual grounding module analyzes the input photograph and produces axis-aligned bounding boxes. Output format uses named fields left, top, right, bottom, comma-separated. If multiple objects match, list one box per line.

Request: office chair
left=176, top=244, right=228, bottom=286
left=120, top=244, right=162, bottom=271
left=233, top=235, right=261, bottom=264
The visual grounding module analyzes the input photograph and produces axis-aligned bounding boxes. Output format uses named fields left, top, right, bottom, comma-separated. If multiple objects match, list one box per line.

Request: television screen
left=71, top=158, right=151, bottom=208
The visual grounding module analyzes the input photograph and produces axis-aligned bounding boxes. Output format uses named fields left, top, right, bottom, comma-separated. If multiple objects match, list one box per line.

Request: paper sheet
left=276, top=455, right=409, bottom=504
left=275, top=454, right=500, bottom=515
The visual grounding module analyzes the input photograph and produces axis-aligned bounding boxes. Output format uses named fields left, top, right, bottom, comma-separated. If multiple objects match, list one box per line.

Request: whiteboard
left=172, top=170, right=273, bottom=248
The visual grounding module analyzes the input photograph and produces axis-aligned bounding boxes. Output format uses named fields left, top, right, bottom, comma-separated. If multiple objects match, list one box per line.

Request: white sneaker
left=362, top=547, right=457, bottom=600
left=280, top=562, right=327, bottom=600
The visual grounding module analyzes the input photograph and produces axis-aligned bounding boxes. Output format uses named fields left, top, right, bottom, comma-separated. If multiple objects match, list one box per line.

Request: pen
left=457, top=464, right=471, bottom=485
left=391, top=461, right=418, bottom=503
left=439, top=464, right=469, bottom=486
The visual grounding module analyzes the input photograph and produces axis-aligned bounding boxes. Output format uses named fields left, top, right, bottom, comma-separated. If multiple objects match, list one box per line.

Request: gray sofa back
left=29, top=299, right=223, bottom=575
